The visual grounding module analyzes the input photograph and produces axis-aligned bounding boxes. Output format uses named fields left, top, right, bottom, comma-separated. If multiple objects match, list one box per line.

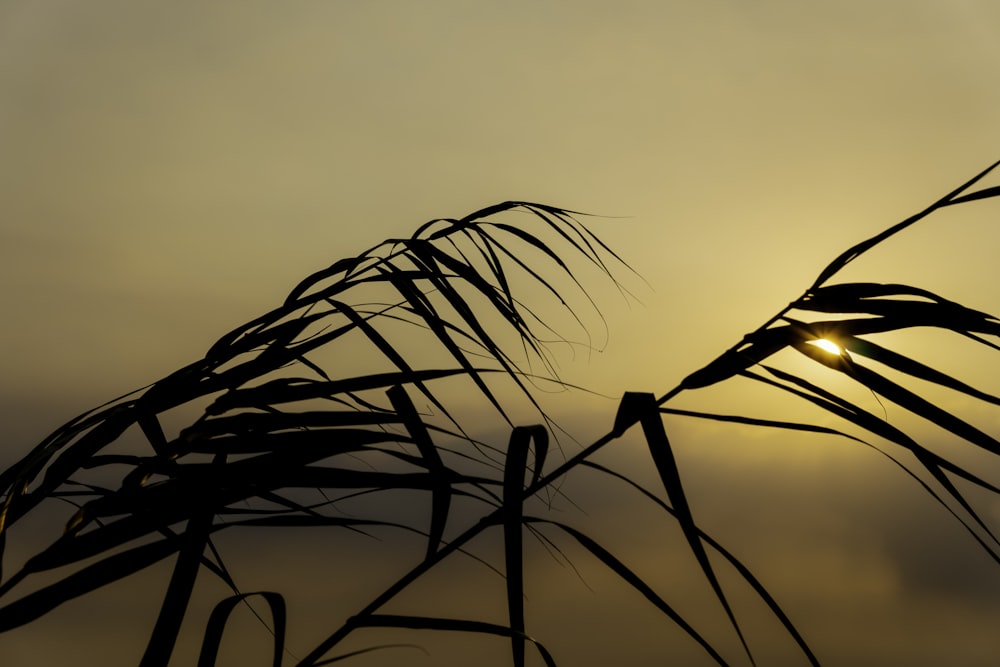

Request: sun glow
left=808, top=338, right=844, bottom=356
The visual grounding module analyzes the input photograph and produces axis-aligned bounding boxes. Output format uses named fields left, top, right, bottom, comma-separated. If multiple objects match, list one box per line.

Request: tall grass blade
left=811, top=158, right=1000, bottom=287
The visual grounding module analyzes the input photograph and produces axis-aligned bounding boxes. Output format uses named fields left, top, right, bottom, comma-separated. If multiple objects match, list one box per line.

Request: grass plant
left=2, top=163, right=1000, bottom=666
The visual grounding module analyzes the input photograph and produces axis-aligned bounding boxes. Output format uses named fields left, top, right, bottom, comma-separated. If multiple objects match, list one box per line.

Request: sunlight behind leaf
left=807, top=339, right=844, bottom=356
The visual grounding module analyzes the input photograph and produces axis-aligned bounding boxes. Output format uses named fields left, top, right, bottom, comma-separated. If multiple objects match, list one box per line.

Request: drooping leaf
left=526, top=518, right=730, bottom=667
left=616, top=392, right=754, bottom=665
left=387, top=385, right=452, bottom=561
left=197, top=591, right=286, bottom=667
left=500, top=425, right=548, bottom=667
left=580, top=459, right=820, bottom=667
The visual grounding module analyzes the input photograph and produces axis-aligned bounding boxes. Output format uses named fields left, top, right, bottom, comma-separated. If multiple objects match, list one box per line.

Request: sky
left=2, top=1, right=1000, bottom=665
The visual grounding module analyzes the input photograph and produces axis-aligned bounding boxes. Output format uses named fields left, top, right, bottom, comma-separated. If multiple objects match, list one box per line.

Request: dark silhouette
left=2, top=163, right=1000, bottom=666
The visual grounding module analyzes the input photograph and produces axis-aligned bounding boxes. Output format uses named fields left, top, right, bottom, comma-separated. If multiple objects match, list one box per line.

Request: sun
left=808, top=338, right=844, bottom=356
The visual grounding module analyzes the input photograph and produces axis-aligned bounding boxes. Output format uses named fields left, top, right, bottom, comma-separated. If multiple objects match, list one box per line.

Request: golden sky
left=2, top=2, right=1000, bottom=665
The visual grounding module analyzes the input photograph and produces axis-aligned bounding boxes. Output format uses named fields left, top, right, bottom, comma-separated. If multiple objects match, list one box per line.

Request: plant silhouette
left=2, top=163, right=1000, bottom=666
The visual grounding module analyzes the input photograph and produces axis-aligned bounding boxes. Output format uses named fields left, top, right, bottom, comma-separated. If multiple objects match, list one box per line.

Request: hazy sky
left=2, top=2, right=1000, bottom=666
